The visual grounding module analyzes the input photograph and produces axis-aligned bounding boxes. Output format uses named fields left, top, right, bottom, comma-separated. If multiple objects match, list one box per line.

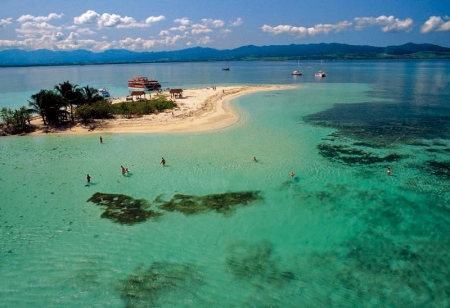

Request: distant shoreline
left=1, top=43, right=449, bottom=67
left=0, top=57, right=448, bottom=68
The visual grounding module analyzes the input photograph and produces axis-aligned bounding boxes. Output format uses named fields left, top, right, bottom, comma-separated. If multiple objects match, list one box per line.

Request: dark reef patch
left=304, top=102, right=450, bottom=146
left=226, top=240, right=296, bottom=287
left=87, top=190, right=261, bottom=224
left=87, top=192, right=162, bottom=225
left=288, top=181, right=450, bottom=306
left=120, top=262, right=204, bottom=307
left=317, top=143, right=404, bottom=165
left=423, top=160, right=450, bottom=180
left=156, top=191, right=261, bottom=215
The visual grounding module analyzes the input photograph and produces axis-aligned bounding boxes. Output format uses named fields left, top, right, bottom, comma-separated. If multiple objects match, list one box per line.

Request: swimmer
left=387, top=167, right=392, bottom=176
left=253, top=157, right=258, bottom=162
left=86, top=174, right=91, bottom=183
left=290, top=172, right=295, bottom=178
left=161, top=157, right=166, bottom=166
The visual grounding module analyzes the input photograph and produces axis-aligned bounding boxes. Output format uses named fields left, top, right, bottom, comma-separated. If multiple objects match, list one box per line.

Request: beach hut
left=169, top=89, right=183, bottom=98
left=129, top=91, right=147, bottom=101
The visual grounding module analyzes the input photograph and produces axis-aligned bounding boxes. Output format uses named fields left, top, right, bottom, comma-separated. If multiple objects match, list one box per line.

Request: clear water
left=1, top=60, right=450, bottom=307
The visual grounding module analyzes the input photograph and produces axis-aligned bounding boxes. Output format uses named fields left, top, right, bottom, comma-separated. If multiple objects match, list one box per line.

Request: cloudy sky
left=0, top=0, right=449, bottom=52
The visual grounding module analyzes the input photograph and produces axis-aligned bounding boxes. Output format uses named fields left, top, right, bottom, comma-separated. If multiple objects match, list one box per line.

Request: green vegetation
left=0, top=79, right=177, bottom=135
left=0, top=106, right=32, bottom=134
left=110, top=96, right=177, bottom=118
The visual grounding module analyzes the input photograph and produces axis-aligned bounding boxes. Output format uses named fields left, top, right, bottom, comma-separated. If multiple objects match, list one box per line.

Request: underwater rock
left=87, top=192, right=163, bottom=225
left=226, top=240, right=295, bottom=287
left=120, top=262, right=204, bottom=307
left=304, top=102, right=450, bottom=145
left=424, top=161, right=450, bottom=180
left=317, top=143, right=404, bottom=165
left=156, top=191, right=261, bottom=215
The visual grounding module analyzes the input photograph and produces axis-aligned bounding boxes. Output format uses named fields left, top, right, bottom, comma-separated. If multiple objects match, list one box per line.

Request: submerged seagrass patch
left=87, top=190, right=261, bottom=224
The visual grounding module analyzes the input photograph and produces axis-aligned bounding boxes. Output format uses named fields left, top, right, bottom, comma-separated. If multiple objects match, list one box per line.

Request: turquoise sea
left=1, top=60, right=450, bottom=307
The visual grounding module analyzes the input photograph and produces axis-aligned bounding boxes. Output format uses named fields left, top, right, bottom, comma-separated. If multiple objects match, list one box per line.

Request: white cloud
left=146, top=15, right=165, bottom=24
left=74, top=10, right=100, bottom=25
left=98, top=13, right=126, bottom=27
left=201, top=18, right=224, bottom=28
left=191, top=24, right=213, bottom=35
left=0, top=18, right=13, bottom=27
left=421, top=16, right=450, bottom=33
left=74, top=10, right=164, bottom=29
left=54, top=32, right=65, bottom=41
left=229, top=18, right=243, bottom=27
left=354, top=15, right=413, bottom=32
left=16, top=21, right=62, bottom=38
left=77, top=28, right=96, bottom=35
left=165, top=34, right=186, bottom=45
left=17, top=13, right=64, bottom=23
left=261, top=21, right=352, bottom=38
left=197, top=36, right=212, bottom=45
left=174, top=17, right=191, bottom=26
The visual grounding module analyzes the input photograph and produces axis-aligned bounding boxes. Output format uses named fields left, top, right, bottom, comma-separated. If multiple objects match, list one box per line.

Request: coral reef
left=156, top=191, right=261, bottom=215
left=87, top=190, right=261, bottom=224
left=317, top=143, right=404, bottom=165
left=424, top=160, right=450, bottom=180
left=226, top=240, right=296, bottom=287
left=87, top=192, right=162, bottom=225
left=120, top=262, right=204, bottom=307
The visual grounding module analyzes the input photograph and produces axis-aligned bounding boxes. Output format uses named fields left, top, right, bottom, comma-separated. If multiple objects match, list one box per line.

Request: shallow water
left=1, top=60, right=450, bottom=307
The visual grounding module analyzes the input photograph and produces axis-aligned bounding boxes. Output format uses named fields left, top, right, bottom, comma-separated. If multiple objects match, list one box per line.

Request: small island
left=0, top=81, right=295, bottom=136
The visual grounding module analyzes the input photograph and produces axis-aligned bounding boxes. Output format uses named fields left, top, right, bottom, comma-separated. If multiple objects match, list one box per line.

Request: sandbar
left=30, top=85, right=297, bottom=135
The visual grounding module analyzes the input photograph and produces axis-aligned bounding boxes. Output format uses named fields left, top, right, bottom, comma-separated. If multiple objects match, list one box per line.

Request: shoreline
left=28, top=85, right=297, bottom=136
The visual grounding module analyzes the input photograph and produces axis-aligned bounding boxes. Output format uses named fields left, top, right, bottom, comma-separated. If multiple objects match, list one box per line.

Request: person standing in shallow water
left=161, top=157, right=166, bottom=166
left=86, top=174, right=91, bottom=183
left=387, top=167, right=392, bottom=176
left=100, top=136, right=103, bottom=143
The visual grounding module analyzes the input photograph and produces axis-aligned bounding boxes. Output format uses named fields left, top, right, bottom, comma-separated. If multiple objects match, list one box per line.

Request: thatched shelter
left=128, top=91, right=147, bottom=101
left=169, top=89, right=183, bottom=98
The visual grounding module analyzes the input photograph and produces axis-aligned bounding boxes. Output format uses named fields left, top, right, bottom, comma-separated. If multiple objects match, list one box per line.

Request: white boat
left=315, top=70, right=327, bottom=77
left=291, top=60, right=302, bottom=75
left=98, top=88, right=110, bottom=98
left=315, top=59, right=326, bottom=77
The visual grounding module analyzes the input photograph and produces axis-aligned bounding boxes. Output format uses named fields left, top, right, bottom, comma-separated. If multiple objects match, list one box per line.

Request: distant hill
left=0, top=43, right=449, bottom=66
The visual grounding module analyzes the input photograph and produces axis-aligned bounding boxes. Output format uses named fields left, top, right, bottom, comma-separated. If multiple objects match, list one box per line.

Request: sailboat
left=291, top=59, right=302, bottom=75
left=315, top=59, right=326, bottom=77
left=222, top=62, right=230, bottom=71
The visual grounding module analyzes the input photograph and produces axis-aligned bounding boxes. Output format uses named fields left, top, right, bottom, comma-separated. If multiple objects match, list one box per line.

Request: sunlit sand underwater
left=2, top=70, right=450, bottom=306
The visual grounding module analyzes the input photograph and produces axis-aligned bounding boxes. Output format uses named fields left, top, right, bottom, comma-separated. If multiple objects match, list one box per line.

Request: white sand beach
left=30, top=85, right=296, bottom=135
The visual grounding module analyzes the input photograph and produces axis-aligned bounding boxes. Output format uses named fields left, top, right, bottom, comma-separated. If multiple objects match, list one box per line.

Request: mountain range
left=0, top=43, right=449, bottom=66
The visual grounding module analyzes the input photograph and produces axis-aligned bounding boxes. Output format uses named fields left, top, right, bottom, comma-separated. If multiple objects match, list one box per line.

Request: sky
left=0, top=0, right=449, bottom=52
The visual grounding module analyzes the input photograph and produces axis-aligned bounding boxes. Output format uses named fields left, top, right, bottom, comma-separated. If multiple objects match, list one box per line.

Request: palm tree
left=54, top=81, right=82, bottom=122
left=28, top=89, right=63, bottom=125
left=80, top=86, right=103, bottom=105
